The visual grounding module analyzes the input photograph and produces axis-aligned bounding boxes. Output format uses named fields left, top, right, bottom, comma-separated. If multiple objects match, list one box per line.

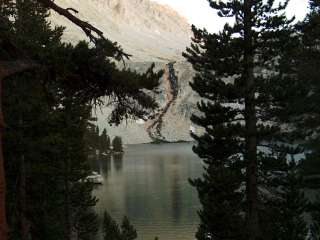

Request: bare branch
left=37, top=0, right=131, bottom=61
left=66, top=8, right=78, bottom=14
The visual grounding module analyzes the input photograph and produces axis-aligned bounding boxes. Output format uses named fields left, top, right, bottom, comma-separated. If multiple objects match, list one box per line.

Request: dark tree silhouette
left=0, top=1, right=163, bottom=239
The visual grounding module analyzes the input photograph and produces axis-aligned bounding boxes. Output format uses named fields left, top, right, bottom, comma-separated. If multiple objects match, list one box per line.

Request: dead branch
left=66, top=8, right=78, bottom=14
left=38, top=0, right=131, bottom=61
left=0, top=0, right=132, bottom=80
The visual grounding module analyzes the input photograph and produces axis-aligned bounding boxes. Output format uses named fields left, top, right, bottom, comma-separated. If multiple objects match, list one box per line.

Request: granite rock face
left=51, top=0, right=192, bottom=61
left=95, top=62, right=200, bottom=144
left=51, top=0, right=200, bottom=143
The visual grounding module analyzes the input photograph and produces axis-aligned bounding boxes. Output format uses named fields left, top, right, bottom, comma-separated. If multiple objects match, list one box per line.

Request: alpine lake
left=90, top=143, right=203, bottom=240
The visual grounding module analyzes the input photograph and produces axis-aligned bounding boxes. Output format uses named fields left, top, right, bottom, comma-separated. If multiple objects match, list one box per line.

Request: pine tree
left=100, top=128, right=111, bottom=153
left=103, top=211, right=121, bottom=240
left=95, top=126, right=100, bottom=149
left=106, top=136, right=111, bottom=152
left=298, top=0, right=320, bottom=188
left=121, top=216, right=137, bottom=240
left=271, top=1, right=320, bottom=235
left=0, top=1, right=163, bottom=239
left=112, top=136, right=123, bottom=153
left=183, top=0, right=299, bottom=239
left=301, top=2, right=320, bottom=237
left=267, top=162, right=308, bottom=240
left=2, top=1, right=100, bottom=240
left=103, top=212, right=138, bottom=240
left=84, top=122, right=99, bottom=156
left=309, top=195, right=320, bottom=239
left=71, top=182, right=99, bottom=240
left=53, top=97, right=99, bottom=240
left=3, top=1, right=66, bottom=239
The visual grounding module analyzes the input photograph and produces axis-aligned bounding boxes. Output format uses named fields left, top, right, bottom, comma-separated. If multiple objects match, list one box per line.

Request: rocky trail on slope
left=146, top=62, right=179, bottom=142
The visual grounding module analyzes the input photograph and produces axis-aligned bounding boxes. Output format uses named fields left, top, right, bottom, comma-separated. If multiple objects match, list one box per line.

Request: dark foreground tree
left=275, top=0, right=320, bottom=237
left=3, top=1, right=100, bottom=239
left=268, top=162, right=308, bottom=240
left=309, top=196, right=320, bottom=239
left=183, top=0, right=305, bottom=239
left=298, top=0, right=320, bottom=192
left=0, top=0, right=163, bottom=239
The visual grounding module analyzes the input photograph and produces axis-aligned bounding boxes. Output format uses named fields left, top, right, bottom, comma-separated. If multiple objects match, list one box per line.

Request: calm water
left=92, top=143, right=203, bottom=240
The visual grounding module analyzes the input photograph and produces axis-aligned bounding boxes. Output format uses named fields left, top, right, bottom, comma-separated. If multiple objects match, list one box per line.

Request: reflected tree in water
left=170, top=155, right=182, bottom=223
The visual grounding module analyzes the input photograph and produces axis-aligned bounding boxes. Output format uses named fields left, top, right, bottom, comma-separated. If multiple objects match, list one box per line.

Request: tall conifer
left=184, top=0, right=299, bottom=239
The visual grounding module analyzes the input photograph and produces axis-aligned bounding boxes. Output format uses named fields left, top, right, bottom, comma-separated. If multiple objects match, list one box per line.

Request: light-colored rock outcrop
left=50, top=0, right=200, bottom=143
left=95, top=62, right=199, bottom=144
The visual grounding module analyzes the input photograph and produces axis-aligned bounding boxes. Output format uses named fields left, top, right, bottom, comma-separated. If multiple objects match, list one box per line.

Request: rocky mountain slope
left=51, top=0, right=200, bottom=143
left=96, top=62, right=198, bottom=144
left=51, top=0, right=192, bottom=61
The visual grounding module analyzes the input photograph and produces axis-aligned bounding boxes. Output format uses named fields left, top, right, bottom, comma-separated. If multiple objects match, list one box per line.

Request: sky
left=152, top=0, right=309, bottom=33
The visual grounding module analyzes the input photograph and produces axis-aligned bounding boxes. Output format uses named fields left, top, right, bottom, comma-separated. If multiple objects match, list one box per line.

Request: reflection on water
left=91, top=143, right=203, bottom=240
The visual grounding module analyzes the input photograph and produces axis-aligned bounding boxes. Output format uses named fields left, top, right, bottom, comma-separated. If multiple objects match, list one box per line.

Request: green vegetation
left=3, top=1, right=99, bottom=239
left=112, top=136, right=124, bottom=153
left=103, top=212, right=137, bottom=240
left=100, top=129, right=111, bottom=153
left=85, top=125, right=124, bottom=155
left=184, top=0, right=320, bottom=239
left=0, top=0, right=162, bottom=239
left=1, top=0, right=320, bottom=240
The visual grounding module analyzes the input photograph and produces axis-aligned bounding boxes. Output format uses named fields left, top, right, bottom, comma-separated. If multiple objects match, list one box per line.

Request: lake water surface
left=92, top=143, right=203, bottom=240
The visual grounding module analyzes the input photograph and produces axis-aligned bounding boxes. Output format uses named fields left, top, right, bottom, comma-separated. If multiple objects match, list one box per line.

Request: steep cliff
left=50, top=0, right=200, bottom=143
left=95, top=61, right=199, bottom=144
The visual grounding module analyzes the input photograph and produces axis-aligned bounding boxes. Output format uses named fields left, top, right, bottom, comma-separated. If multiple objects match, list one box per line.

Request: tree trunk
left=243, top=0, right=259, bottom=239
left=0, top=60, right=38, bottom=240
left=0, top=73, right=8, bottom=240
left=64, top=158, right=71, bottom=240
left=19, top=154, right=30, bottom=240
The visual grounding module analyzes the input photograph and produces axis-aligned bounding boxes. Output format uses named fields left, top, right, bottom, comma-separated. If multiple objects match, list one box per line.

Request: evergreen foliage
left=120, top=216, right=137, bottom=240
left=270, top=1, right=320, bottom=235
left=112, top=136, right=123, bottom=153
left=103, top=212, right=137, bottom=240
left=268, top=163, right=308, bottom=240
left=85, top=125, right=113, bottom=155
left=1, top=0, right=162, bottom=239
left=100, top=129, right=111, bottom=153
left=298, top=0, right=320, bottom=190
left=3, top=15, right=99, bottom=237
left=309, top=195, right=320, bottom=239
left=103, top=211, right=121, bottom=240
left=183, top=0, right=308, bottom=239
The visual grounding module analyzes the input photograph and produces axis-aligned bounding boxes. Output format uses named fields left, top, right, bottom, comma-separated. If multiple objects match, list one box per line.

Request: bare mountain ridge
left=51, top=0, right=192, bottom=61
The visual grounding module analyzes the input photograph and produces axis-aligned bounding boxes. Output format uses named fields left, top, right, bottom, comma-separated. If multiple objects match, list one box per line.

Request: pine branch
left=0, top=0, right=132, bottom=80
